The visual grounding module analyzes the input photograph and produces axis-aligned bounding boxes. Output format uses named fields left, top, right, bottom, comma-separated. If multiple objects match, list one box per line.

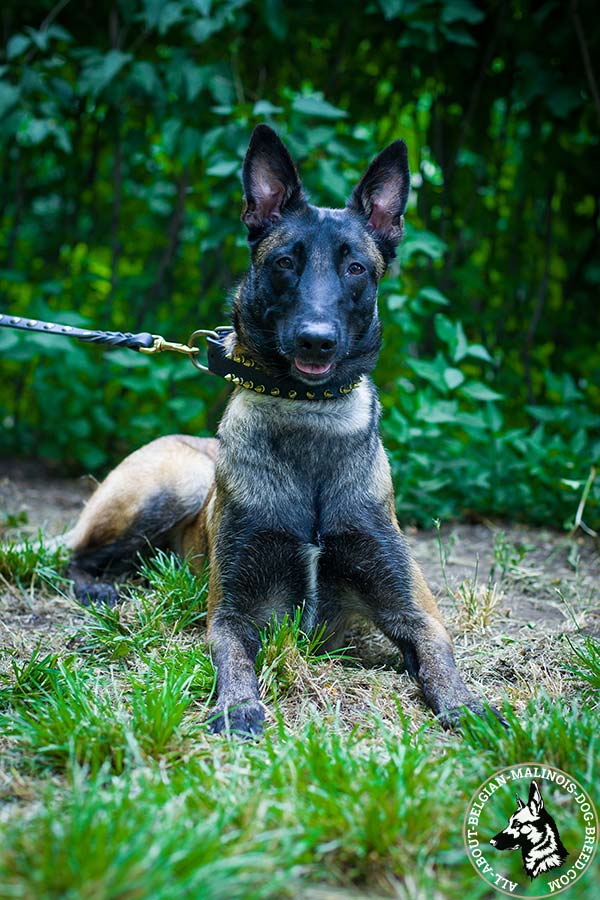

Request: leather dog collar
left=205, top=328, right=361, bottom=401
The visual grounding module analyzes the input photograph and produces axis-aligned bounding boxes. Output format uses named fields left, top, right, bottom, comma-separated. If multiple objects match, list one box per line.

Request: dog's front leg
left=207, top=610, right=264, bottom=737
left=322, top=528, right=507, bottom=728
left=206, top=509, right=314, bottom=737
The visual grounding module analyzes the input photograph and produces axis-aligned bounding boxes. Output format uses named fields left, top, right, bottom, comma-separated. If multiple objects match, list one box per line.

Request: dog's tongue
left=294, top=359, right=332, bottom=376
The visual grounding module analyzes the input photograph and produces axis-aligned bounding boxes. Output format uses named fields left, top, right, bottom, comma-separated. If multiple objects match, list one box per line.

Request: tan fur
left=409, top=559, right=446, bottom=627
left=66, top=435, right=218, bottom=554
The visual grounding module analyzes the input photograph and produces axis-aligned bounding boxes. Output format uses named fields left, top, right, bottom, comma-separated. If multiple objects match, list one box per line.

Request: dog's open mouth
left=293, top=358, right=333, bottom=382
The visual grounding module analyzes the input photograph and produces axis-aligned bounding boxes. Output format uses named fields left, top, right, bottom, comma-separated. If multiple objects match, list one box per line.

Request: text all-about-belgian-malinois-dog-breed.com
left=56, top=124, right=506, bottom=736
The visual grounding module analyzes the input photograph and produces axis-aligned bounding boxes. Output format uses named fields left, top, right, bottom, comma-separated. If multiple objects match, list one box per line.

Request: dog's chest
left=216, top=380, right=391, bottom=535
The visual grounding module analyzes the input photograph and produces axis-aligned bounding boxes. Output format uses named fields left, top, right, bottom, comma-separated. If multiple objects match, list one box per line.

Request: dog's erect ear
left=347, top=140, right=410, bottom=252
left=515, top=793, right=525, bottom=810
left=241, top=124, right=305, bottom=236
left=528, top=781, right=543, bottom=814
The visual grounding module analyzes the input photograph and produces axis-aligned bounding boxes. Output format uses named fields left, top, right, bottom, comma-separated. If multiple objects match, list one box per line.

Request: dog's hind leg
left=64, top=435, right=218, bottom=606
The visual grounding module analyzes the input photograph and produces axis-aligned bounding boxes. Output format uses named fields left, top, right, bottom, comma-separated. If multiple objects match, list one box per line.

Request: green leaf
left=434, top=314, right=468, bottom=362
left=400, top=230, right=446, bottom=262
left=0, top=331, right=19, bottom=352
left=206, top=159, right=239, bottom=177
left=406, top=358, right=447, bottom=393
left=130, top=62, right=162, bottom=96
left=7, top=34, right=30, bottom=60
left=0, top=82, right=19, bottom=119
left=444, top=367, right=465, bottom=390
left=466, top=343, right=493, bottom=363
left=460, top=381, right=504, bottom=402
left=441, top=1, right=485, bottom=25
left=253, top=100, right=283, bottom=115
left=548, top=86, right=582, bottom=119
left=262, top=0, right=288, bottom=39
left=292, top=94, right=348, bottom=119
left=418, top=287, right=450, bottom=306
left=79, top=50, right=132, bottom=98
left=442, top=26, right=478, bottom=47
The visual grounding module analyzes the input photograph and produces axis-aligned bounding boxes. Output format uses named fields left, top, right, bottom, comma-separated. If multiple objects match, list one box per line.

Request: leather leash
left=0, top=313, right=360, bottom=402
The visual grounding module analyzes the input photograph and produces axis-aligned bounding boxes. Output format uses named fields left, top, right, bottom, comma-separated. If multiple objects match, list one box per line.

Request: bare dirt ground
left=1, top=459, right=599, bottom=733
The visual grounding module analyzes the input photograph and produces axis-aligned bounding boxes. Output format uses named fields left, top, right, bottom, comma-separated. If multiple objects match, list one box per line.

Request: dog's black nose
left=295, top=324, right=337, bottom=357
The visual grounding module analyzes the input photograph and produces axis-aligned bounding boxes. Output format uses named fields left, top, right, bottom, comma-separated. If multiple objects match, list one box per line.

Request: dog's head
left=233, top=124, right=410, bottom=386
left=490, top=781, right=547, bottom=851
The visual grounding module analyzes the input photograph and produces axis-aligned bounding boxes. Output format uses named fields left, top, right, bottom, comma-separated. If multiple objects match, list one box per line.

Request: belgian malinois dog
left=60, top=125, right=505, bottom=736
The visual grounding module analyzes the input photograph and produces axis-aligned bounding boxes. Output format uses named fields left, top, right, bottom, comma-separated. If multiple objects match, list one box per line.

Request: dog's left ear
left=347, top=140, right=410, bottom=255
left=241, top=124, right=305, bottom=238
left=528, top=781, right=544, bottom=814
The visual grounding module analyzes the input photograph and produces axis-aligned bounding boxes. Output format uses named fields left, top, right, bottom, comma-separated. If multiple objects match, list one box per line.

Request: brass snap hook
left=188, top=329, right=221, bottom=372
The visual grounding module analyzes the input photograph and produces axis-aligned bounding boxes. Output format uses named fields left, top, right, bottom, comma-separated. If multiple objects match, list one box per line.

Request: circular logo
left=463, top=762, right=598, bottom=898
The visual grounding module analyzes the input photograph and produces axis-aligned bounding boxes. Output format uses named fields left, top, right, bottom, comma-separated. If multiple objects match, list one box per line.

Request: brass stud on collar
left=255, top=384, right=265, bottom=393
left=270, top=388, right=280, bottom=396
left=306, top=391, right=315, bottom=400
left=323, top=389, right=334, bottom=398
left=288, top=390, right=297, bottom=399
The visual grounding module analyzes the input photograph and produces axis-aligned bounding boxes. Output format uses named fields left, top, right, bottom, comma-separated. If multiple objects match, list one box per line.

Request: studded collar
left=206, top=328, right=361, bottom=401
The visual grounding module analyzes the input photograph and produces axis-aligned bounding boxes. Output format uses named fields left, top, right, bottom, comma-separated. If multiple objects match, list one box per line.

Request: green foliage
left=0, top=1, right=598, bottom=529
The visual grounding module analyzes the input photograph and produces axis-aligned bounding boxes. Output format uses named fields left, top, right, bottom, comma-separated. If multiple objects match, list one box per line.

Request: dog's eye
left=276, top=256, right=294, bottom=270
left=347, top=262, right=366, bottom=276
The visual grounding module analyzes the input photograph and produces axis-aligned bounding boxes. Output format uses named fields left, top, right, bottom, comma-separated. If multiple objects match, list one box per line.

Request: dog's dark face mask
left=232, top=125, right=410, bottom=386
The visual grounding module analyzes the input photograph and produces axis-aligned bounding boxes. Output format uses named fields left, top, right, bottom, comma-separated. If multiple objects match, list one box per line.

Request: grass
left=0, top=654, right=212, bottom=774
left=257, top=607, right=349, bottom=699
left=0, top=531, right=68, bottom=593
left=74, top=550, right=208, bottom=661
left=0, top=532, right=599, bottom=899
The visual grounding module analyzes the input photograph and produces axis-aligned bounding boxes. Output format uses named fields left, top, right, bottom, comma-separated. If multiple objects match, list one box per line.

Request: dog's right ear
left=515, top=794, right=525, bottom=810
left=241, top=124, right=305, bottom=238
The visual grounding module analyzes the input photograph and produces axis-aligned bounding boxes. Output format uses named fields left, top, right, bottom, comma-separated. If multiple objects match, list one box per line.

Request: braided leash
left=0, top=313, right=361, bottom=401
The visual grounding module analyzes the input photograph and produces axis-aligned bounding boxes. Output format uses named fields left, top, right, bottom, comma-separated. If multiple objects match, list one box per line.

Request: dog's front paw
left=437, top=696, right=509, bottom=731
left=74, top=580, right=120, bottom=608
left=207, top=699, right=265, bottom=739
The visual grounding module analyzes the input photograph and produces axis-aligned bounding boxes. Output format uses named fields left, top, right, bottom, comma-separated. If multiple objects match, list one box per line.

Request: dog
left=55, top=124, right=505, bottom=736
left=490, top=781, right=568, bottom=878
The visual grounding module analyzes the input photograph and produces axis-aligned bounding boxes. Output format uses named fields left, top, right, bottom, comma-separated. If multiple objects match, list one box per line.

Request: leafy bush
left=0, top=0, right=598, bottom=530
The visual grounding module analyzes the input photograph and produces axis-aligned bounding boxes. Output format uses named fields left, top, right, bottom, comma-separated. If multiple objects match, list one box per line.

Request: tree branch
left=570, top=0, right=600, bottom=124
